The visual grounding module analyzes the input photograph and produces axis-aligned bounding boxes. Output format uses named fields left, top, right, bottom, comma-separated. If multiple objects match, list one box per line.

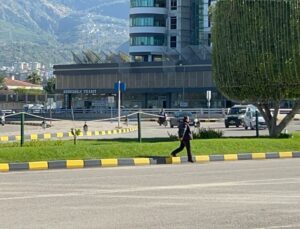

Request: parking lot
left=1, top=119, right=300, bottom=140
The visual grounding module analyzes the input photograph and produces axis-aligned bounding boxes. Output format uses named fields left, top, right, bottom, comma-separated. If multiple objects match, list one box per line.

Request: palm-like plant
left=27, top=71, right=42, bottom=85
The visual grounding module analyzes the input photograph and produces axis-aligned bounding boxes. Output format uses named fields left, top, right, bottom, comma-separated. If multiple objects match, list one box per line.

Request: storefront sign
left=63, top=89, right=97, bottom=94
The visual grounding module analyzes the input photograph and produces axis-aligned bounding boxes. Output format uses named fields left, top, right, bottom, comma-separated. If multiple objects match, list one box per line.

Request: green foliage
left=70, top=128, right=81, bottom=145
left=44, top=77, right=56, bottom=94
left=167, top=131, right=178, bottom=141
left=0, top=76, right=5, bottom=89
left=277, top=133, right=293, bottom=139
left=193, top=128, right=223, bottom=139
left=13, top=88, right=44, bottom=95
left=27, top=71, right=42, bottom=85
left=212, top=0, right=300, bottom=103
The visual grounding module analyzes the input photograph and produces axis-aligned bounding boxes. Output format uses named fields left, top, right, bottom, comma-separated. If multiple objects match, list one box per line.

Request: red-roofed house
left=3, top=77, right=43, bottom=90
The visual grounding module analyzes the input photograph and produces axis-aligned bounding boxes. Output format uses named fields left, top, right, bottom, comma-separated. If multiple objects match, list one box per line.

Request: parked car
left=169, top=111, right=200, bottom=128
left=243, top=105, right=267, bottom=130
left=224, top=105, right=247, bottom=128
left=0, top=110, right=5, bottom=126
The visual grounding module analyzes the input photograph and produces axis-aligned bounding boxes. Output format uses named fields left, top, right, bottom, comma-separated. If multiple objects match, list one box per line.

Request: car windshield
left=174, top=112, right=193, bottom=117
left=229, top=107, right=246, bottom=115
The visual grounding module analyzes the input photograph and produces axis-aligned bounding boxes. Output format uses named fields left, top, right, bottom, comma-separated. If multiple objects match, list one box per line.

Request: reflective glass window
left=170, top=17, right=177, bottom=29
left=171, top=0, right=177, bottom=10
left=170, top=36, right=177, bottom=48
left=131, top=0, right=166, bottom=7
left=130, top=34, right=165, bottom=46
left=130, top=15, right=166, bottom=27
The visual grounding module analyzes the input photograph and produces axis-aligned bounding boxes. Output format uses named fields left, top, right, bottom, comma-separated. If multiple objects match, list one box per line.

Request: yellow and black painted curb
left=0, top=151, right=299, bottom=172
left=0, top=127, right=137, bottom=143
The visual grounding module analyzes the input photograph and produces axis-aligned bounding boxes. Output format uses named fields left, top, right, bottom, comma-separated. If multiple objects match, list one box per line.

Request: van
left=243, top=105, right=267, bottom=130
left=224, top=105, right=247, bottom=128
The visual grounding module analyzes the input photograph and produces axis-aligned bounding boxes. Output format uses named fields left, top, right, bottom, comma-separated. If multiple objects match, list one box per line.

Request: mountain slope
left=0, top=0, right=129, bottom=65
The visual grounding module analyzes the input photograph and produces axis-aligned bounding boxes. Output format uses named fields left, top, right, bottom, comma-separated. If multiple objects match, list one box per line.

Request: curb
left=0, top=127, right=138, bottom=143
left=6, top=121, right=52, bottom=127
left=1, top=151, right=299, bottom=172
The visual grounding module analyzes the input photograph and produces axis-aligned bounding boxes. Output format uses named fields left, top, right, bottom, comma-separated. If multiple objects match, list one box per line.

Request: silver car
left=244, top=109, right=267, bottom=130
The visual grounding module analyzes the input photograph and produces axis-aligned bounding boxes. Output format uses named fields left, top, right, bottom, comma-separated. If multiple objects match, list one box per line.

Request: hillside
left=0, top=0, right=129, bottom=66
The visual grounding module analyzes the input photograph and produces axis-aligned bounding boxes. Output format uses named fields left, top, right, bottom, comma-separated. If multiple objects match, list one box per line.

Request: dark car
left=224, top=105, right=247, bottom=128
left=169, top=111, right=200, bottom=128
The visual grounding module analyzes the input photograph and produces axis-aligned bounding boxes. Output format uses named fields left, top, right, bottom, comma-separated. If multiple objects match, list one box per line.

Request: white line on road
left=0, top=177, right=299, bottom=201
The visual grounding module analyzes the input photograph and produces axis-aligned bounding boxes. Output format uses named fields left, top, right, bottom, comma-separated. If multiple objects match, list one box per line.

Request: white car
left=244, top=108, right=267, bottom=130
left=0, top=110, right=5, bottom=126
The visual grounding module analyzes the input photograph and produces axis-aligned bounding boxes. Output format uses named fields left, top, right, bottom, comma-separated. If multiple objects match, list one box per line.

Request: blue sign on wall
left=114, top=82, right=126, bottom=92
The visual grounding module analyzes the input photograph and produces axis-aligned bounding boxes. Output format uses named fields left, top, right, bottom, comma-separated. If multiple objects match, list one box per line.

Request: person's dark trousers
left=171, top=140, right=192, bottom=161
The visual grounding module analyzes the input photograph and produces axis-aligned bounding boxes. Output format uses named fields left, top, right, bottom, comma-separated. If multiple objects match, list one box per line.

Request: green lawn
left=0, top=133, right=300, bottom=163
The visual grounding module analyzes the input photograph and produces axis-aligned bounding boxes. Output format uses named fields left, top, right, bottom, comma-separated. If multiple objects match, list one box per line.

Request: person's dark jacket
left=178, top=121, right=193, bottom=141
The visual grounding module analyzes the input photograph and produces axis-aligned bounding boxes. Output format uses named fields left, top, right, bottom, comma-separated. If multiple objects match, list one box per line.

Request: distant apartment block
left=129, top=0, right=213, bottom=63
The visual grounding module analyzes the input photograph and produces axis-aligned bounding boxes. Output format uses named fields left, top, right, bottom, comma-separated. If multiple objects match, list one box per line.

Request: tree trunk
left=256, top=100, right=300, bottom=137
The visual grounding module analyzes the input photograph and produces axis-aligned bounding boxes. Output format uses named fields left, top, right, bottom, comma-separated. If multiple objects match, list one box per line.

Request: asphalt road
left=0, top=159, right=300, bottom=229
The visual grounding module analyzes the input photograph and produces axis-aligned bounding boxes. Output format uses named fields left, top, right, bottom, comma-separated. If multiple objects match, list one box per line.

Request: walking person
left=171, top=116, right=194, bottom=163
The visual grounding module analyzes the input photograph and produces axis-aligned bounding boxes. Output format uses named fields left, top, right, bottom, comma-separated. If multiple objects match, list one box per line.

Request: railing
left=6, top=108, right=300, bottom=121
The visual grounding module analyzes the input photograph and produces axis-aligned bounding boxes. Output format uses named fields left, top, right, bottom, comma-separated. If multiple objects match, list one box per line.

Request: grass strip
left=0, top=134, right=300, bottom=163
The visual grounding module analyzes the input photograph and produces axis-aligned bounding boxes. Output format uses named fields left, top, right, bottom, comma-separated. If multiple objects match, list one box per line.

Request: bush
left=277, top=133, right=293, bottom=139
left=193, top=128, right=223, bottom=139
left=167, top=131, right=178, bottom=141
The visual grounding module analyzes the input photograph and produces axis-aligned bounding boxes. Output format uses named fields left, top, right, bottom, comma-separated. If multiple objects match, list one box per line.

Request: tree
left=0, top=76, right=4, bottom=89
left=44, top=77, right=56, bottom=94
left=212, top=0, right=300, bottom=137
left=27, top=71, right=42, bottom=85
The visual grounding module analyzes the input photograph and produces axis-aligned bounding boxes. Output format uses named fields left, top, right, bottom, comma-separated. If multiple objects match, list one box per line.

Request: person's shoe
left=188, top=159, right=194, bottom=163
left=171, top=153, right=176, bottom=157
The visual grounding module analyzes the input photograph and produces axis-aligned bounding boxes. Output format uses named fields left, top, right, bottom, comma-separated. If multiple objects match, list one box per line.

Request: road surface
left=0, top=159, right=300, bottom=228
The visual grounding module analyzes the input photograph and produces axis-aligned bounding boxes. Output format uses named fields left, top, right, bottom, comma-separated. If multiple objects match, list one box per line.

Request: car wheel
left=236, top=125, right=240, bottom=128
left=225, top=125, right=229, bottom=128
left=250, top=123, right=254, bottom=130
left=244, top=125, right=248, bottom=130
left=170, top=124, right=174, bottom=128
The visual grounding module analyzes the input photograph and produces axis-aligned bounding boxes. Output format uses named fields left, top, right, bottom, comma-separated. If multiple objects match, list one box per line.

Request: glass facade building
left=129, top=0, right=213, bottom=63
left=130, top=0, right=166, bottom=7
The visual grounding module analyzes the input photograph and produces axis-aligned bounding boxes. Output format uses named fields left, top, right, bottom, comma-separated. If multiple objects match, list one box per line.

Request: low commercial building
left=53, top=61, right=226, bottom=109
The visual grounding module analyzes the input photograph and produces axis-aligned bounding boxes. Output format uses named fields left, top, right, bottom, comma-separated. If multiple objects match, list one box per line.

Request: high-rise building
left=129, top=0, right=213, bottom=63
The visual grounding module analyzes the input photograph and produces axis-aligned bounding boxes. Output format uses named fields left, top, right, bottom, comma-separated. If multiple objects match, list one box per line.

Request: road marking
left=0, top=177, right=300, bottom=201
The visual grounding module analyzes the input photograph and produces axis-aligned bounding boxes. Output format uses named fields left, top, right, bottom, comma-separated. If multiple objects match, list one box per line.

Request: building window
left=130, top=0, right=166, bottom=8
left=171, top=0, right=177, bottom=10
left=130, top=15, right=166, bottom=27
left=130, top=34, right=165, bottom=46
left=170, top=36, right=177, bottom=48
left=170, top=17, right=177, bottom=29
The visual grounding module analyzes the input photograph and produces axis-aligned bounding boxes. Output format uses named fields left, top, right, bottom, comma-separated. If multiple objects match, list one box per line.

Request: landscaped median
left=0, top=152, right=299, bottom=172
left=1, top=133, right=300, bottom=172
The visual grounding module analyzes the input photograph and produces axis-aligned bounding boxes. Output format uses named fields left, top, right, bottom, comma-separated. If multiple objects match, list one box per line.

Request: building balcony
left=129, top=45, right=167, bottom=54
left=130, top=26, right=167, bottom=34
left=130, top=7, right=167, bottom=15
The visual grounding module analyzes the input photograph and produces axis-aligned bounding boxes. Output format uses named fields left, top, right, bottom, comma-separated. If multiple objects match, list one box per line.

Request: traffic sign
left=206, top=90, right=211, bottom=101
left=114, top=82, right=126, bottom=92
